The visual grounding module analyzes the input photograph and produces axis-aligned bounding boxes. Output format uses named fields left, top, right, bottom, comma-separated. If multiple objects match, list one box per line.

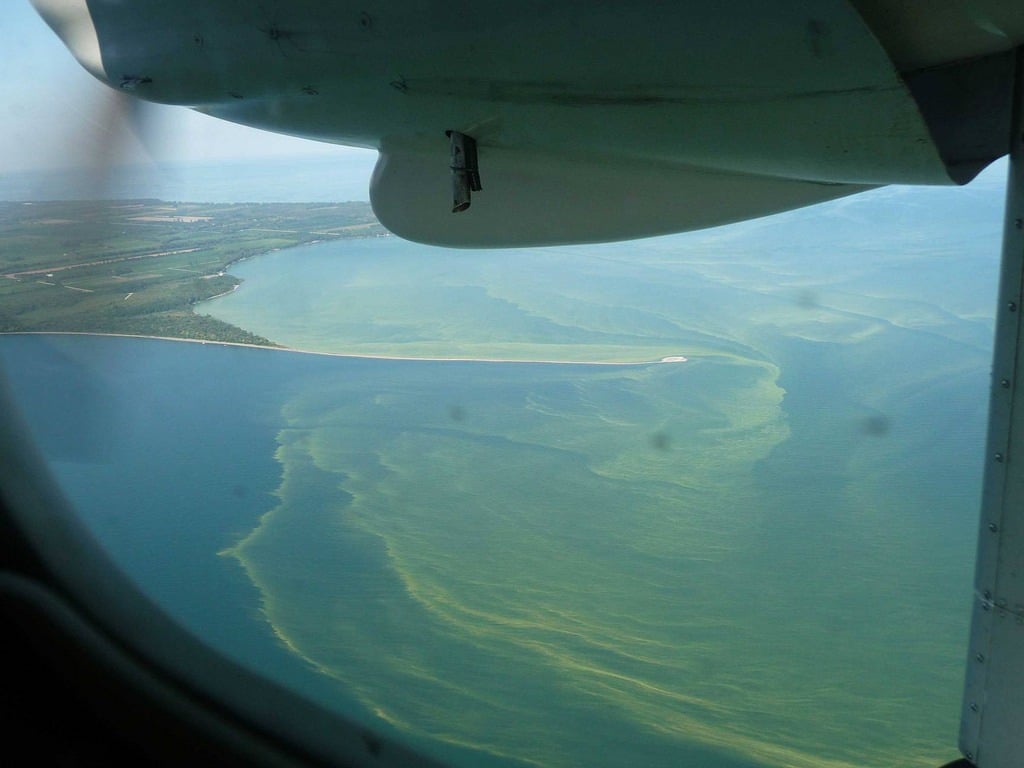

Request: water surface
left=0, top=177, right=1002, bottom=767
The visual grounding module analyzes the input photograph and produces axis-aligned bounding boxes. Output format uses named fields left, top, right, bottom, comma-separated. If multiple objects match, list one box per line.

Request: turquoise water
left=0, top=178, right=1004, bottom=767
left=1, top=327, right=982, bottom=767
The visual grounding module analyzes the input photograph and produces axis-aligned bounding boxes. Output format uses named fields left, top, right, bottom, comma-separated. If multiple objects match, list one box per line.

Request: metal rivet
left=982, top=602, right=990, bottom=611
left=995, top=452, right=1004, bottom=462
left=966, top=751, right=974, bottom=761
left=970, top=702, right=979, bottom=712
left=1017, top=218, right=1024, bottom=229
left=1010, top=301, right=1018, bottom=312
left=984, top=590, right=992, bottom=599
left=989, top=522, right=999, bottom=532
left=1001, top=378, right=1011, bottom=388
left=976, top=653, right=985, bottom=662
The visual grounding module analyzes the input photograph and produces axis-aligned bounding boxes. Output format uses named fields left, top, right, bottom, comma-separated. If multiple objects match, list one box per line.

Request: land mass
left=0, top=199, right=386, bottom=344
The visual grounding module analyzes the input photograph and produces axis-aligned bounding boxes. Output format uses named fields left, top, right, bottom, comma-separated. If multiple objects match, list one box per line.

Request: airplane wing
left=29, top=0, right=1023, bottom=246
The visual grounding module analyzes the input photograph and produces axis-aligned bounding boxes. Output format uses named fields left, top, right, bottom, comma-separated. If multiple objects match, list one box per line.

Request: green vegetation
left=0, top=199, right=385, bottom=344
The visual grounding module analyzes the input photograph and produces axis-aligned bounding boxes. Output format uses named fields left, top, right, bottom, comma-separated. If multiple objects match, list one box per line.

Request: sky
left=1, top=2, right=378, bottom=174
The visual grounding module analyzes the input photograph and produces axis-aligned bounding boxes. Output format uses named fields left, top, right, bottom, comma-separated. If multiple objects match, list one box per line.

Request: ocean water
left=0, top=175, right=1005, bottom=767
left=0, top=325, right=982, bottom=767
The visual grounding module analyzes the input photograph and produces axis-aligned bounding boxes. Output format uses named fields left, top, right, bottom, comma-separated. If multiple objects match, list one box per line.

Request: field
left=0, top=199, right=385, bottom=343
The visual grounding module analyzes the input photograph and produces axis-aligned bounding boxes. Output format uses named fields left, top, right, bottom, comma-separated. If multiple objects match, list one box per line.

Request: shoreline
left=191, top=236, right=685, bottom=368
left=0, top=331, right=688, bottom=367
left=204, top=283, right=241, bottom=301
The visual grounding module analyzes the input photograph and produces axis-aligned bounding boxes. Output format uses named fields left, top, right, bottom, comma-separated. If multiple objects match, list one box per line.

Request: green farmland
left=0, top=199, right=385, bottom=344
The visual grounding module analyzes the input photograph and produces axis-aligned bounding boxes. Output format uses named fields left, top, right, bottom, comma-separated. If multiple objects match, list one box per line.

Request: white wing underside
left=29, top=0, right=1024, bottom=247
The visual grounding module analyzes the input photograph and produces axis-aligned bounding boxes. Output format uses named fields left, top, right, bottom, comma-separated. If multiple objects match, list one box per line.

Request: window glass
left=0, top=4, right=1002, bottom=768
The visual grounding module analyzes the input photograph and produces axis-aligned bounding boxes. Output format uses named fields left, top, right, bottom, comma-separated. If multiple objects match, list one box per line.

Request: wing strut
left=958, top=45, right=1024, bottom=768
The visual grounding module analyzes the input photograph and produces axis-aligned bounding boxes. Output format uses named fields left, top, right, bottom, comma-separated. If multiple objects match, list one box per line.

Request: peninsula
left=0, top=199, right=386, bottom=344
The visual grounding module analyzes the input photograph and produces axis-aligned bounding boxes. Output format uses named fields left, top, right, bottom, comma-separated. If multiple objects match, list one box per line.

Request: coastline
left=0, top=200, right=390, bottom=348
left=0, top=331, right=687, bottom=367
